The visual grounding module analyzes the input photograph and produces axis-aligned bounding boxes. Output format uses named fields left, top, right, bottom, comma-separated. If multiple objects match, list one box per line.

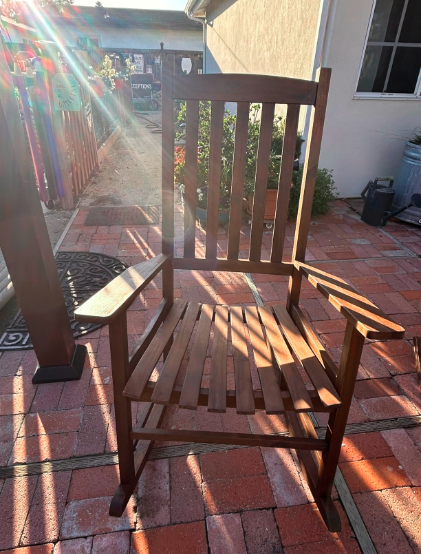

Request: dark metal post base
left=32, top=344, right=87, bottom=384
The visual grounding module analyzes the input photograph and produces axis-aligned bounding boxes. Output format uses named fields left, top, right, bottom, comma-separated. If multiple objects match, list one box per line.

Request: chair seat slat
left=245, top=306, right=284, bottom=414
left=208, top=305, right=229, bottom=412
left=272, top=304, right=341, bottom=407
left=230, top=306, right=255, bottom=415
left=151, top=302, right=201, bottom=405
left=179, top=304, right=214, bottom=409
left=258, top=305, right=313, bottom=411
left=123, top=299, right=187, bottom=400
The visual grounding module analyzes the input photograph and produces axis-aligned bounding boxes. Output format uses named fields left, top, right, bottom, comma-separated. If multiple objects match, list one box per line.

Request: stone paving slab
left=0, top=201, right=421, bottom=552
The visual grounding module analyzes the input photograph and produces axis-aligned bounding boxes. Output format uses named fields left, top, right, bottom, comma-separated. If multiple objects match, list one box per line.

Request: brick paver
left=1, top=201, right=421, bottom=551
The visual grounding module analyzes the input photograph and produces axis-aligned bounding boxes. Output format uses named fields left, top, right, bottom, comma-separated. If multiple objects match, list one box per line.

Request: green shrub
left=289, top=165, right=338, bottom=218
left=175, top=102, right=337, bottom=218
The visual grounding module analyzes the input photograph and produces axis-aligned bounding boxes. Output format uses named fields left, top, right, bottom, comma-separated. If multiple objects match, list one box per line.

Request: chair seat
left=123, top=299, right=341, bottom=415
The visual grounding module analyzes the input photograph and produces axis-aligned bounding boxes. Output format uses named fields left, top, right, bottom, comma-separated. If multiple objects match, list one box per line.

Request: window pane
left=357, top=45, right=393, bottom=92
left=386, top=47, right=421, bottom=93
left=368, top=0, right=405, bottom=42
left=399, top=0, right=421, bottom=43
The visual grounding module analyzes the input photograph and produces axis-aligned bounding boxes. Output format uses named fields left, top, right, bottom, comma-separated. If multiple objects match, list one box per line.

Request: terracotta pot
left=248, top=189, right=278, bottom=220
left=115, top=78, right=123, bottom=90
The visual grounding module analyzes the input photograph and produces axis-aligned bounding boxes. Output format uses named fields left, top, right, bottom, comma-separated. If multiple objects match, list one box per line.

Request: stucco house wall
left=204, top=0, right=321, bottom=124
left=319, top=0, right=419, bottom=197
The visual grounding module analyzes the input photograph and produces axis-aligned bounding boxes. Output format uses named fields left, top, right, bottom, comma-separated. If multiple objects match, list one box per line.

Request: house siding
left=204, top=0, right=321, bottom=122
left=320, top=0, right=420, bottom=197
left=57, top=25, right=203, bottom=52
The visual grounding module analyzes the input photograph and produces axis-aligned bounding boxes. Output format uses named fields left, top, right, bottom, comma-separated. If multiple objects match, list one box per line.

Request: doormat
left=84, top=206, right=160, bottom=226
left=0, top=252, right=128, bottom=351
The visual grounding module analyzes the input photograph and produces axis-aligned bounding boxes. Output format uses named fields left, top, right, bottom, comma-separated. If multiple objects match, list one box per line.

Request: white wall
left=320, top=0, right=420, bottom=197
left=61, top=25, right=202, bottom=52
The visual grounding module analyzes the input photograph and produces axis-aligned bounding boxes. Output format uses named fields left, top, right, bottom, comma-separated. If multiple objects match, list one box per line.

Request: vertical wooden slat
left=271, top=103, right=300, bottom=263
left=227, top=101, right=250, bottom=260
left=162, top=57, right=175, bottom=257
left=287, top=68, right=331, bottom=309
left=184, top=99, right=200, bottom=257
left=249, top=102, right=275, bottom=261
left=206, top=100, right=225, bottom=258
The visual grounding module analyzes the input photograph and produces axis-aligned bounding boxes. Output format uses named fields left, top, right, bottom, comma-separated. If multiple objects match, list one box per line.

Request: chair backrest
left=161, top=58, right=331, bottom=274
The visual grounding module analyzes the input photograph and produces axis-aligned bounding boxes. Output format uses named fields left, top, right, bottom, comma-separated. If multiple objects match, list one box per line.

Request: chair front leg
left=109, top=312, right=136, bottom=516
left=316, top=321, right=365, bottom=498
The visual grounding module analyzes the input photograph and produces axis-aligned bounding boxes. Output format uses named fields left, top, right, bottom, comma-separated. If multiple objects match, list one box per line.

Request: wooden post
left=0, top=35, right=86, bottom=383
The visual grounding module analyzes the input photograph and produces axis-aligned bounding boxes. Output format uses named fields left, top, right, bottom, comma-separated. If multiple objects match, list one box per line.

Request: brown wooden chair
left=75, top=61, right=405, bottom=531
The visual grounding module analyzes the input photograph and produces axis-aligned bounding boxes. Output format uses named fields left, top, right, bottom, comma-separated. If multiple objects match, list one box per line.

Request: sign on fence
left=52, top=74, right=81, bottom=111
left=133, top=54, right=144, bottom=74
left=131, top=73, right=153, bottom=99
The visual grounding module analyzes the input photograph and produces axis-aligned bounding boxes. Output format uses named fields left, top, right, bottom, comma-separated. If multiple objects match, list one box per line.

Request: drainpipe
left=185, top=6, right=206, bottom=73
left=300, top=0, right=338, bottom=162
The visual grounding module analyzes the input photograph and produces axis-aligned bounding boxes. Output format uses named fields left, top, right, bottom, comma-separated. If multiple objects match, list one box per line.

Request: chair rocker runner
left=75, top=61, right=405, bottom=531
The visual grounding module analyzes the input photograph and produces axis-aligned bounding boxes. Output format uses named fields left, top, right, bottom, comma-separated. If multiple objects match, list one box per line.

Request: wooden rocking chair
left=75, top=61, right=405, bottom=531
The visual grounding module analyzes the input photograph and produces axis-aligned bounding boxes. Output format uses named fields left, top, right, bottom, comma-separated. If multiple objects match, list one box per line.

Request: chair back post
left=161, top=56, right=175, bottom=305
left=287, top=67, right=331, bottom=311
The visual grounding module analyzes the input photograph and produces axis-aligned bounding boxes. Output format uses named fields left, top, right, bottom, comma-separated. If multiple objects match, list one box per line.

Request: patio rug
left=0, top=252, right=128, bottom=351
left=84, top=206, right=160, bottom=226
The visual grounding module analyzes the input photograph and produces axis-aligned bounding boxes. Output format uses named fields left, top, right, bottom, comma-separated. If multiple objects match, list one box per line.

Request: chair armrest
left=295, top=262, right=405, bottom=340
left=74, top=254, right=171, bottom=324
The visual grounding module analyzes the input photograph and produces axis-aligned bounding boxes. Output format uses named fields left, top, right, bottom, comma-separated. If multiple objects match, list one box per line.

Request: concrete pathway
left=80, top=113, right=162, bottom=208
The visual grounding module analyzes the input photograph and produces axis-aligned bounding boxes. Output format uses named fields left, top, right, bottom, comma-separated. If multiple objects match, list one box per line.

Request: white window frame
left=354, top=0, right=421, bottom=100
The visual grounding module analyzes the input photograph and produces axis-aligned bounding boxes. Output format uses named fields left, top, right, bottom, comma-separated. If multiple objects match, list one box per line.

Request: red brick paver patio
left=1, top=200, right=421, bottom=553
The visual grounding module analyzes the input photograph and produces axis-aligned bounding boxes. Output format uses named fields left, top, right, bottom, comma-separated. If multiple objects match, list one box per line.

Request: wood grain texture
left=151, top=302, right=200, bottom=404
left=227, top=102, right=250, bottom=260
left=130, top=428, right=328, bottom=451
left=173, top=74, right=318, bottom=105
left=230, top=306, right=255, bottom=414
left=291, top=304, right=339, bottom=385
left=184, top=100, right=200, bottom=257
left=258, top=305, right=312, bottom=411
left=272, top=304, right=341, bottom=407
left=75, top=254, right=170, bottom=323
left=123, top=299, right=187, bottom=400
left=179, top=304, right=214, bottom=409
left=271, top=104, right=300, bottom=263
left=173, top=257, right=293, bottom=275
left=161, top=57, right=175, bottom=256
left=318, top=322, right=365, bottom=498
left=209, top=305, right=229, bottom=412
left=287, top=68, right=331, bottom=309
left=206, top=101, right=225, bottom=259
left=249, top=103, right=275, bottom=262
left=245, top=306, right=285, bottom=414
left=296, top=262, right=405, bottom=339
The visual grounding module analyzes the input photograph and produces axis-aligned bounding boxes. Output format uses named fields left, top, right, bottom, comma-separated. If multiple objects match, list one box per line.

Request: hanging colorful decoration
left=52, top=74, right=81, bottom=111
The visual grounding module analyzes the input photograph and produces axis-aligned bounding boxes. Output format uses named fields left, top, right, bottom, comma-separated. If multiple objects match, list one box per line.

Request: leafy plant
left=174, top=102, right=336, bottom=218
left=289, top=165, right=338, bottom=218
left=410, top=132, right=421, bottom=146
left=175, top=102, right=303, bottom=211
left=97, top=55, right=116, bottom=91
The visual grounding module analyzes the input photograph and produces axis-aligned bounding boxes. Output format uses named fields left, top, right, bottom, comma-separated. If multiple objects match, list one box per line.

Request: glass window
left=357, top=0, right=421, bottom=95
